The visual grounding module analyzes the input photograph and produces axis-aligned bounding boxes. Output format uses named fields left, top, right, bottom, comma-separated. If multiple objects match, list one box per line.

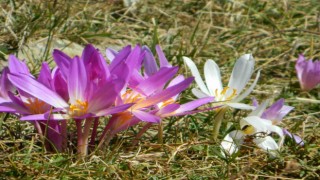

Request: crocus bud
left=295, top=54, right=320, bottom=91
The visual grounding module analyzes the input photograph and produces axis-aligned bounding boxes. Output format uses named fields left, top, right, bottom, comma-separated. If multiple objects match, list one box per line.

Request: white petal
left=191, top=88, right=211, bottom=98
left=266, top=124, right=284, bottom=138
left=253, top=136, right=279, bottom=151
left=240, top=116, right=272, bottom=134
left=183, top=57, right=210, bottom=95
left=221, top=130, right=245, bottom=155
left=204, top=60, right=223, bottom=95
left=226, top=102, right=255, bottom=110
left=228, top=54, right=255, bottom=94
left=229, top=130, right=246, bottom=142
left=249, top=99, right=269, bottom=116
left=233, top=70, right=261, bottom=102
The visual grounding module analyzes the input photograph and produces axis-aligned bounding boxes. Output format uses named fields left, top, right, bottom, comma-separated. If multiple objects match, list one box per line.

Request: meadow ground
left=0, top=0, right=319, bottom=179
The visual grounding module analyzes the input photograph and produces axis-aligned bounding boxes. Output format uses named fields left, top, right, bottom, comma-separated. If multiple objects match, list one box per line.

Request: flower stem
left=89, top=118, right=99, bottom=147
left=99, top=120, right=112, bottom=143
left=132, top=122, right=153, bottom=146
left=61, top=120, right=67, bottom=152
left=75, top=119, right=93, bottom=157
left=34, top=121, right=44, bottom=139
left=75, top=120, right=84, bottom=157
left=158, top=121, right=163, bottom=144
left=79, top=118, right=93, bottom=157
left=96, top=131, right=114, bottom=151
left=34, top=121, right=49, bottom=151
left=212, top=107, right=228, bottom=141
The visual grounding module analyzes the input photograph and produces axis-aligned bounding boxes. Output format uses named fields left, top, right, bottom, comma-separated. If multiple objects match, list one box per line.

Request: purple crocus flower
left=0, top=56, right=66, bottom=152
left=295, top=54, right=320, bottom=91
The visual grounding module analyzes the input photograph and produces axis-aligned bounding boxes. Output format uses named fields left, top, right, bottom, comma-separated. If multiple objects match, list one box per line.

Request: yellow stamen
left=122, top=90, right=144, bottom=104
left=229, top=89, right=237, bottom=100
left=220, top=87, right=229, bottom=96
left=69, top=99, right=88, bottom=117
left=24, top=98, right=47, bottom=114
left=214, top=86, right=237, bottom=101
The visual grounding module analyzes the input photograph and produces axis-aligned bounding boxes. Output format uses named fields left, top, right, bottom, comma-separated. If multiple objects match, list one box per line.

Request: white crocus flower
left=221, top=115, right=284, bottom=156
left=183, top=54, right=260, bottom=110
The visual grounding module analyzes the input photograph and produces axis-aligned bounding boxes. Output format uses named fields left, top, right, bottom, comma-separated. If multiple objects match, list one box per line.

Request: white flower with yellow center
left=183, top=54, right=260, bottom=110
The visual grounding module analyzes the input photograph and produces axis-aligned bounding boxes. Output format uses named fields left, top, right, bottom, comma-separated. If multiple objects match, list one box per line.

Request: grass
left=1, top=0, right=320, bottom=179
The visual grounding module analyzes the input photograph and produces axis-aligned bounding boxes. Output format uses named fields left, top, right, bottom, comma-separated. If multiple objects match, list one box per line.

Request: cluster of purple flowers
left=0, top=44, right=212, bottom=156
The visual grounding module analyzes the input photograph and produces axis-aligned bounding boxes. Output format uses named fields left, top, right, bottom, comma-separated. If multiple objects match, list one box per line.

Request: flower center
left=112, top=111, right=134, bottom=130
left=24, top=98, right=47, bottom=114
left=214, top=87, right=237, bottom=101
left=69, top=99, right=88, bottom=117
left=122, top=90, right=144, bottom=104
